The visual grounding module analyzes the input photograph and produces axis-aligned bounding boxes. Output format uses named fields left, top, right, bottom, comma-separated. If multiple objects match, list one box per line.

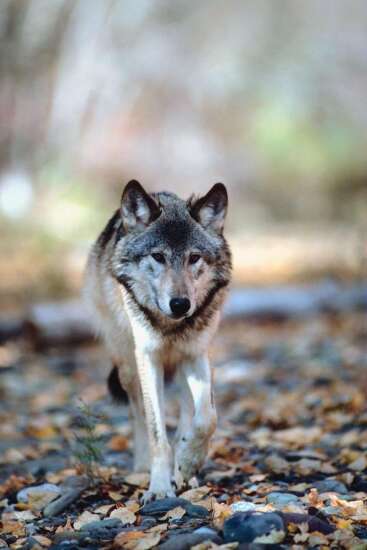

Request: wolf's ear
left=121, top=180, right=160, bottom=232
left=190, top=183, right=228, bottom=234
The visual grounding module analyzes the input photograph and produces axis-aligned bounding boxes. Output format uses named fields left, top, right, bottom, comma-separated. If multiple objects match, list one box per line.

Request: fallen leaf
left=212, top=501, right=232, bottom=530
left=108, top=434, right=129, bottom=451
left=264, top=454, right=290, bottom=474
left=74, top=510, right=99, bottom=530
left=94, top=504, right=114, bottom=515
left=349, top=455, right=367, bottom=471
left=33, top=535, right=52, bottom=547
left=160, top=505, right=186, bottom=520
left=114, top=530, right=161, bottom=549
left=110, top=507, right=136, bottom=525
left=108, top=491, right=123, bottom=501
left=125, top=473, right=150, bottom=488
left=180, top=486, right=211, bottom=502
left=1, top=520, right=26, bottom=536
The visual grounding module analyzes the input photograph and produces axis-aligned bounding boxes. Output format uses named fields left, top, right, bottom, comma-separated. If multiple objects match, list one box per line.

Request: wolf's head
left=111, top=180, right=231, bottom=328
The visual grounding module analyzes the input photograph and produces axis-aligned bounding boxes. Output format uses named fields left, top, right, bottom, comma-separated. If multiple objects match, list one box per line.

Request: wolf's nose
left=170, top=297, right=191, bottom=317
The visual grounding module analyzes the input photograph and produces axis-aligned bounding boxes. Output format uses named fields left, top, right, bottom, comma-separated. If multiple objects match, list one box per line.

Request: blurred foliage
left=0, top=0, right=366, bottom=303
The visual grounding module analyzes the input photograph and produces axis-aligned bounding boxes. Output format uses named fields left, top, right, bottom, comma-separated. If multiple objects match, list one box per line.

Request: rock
left=80, top=518, right=123, bottom=534
left=230, top=501, right=257, bottom=513
left=140, top=497, right=209, bottom=519
left=282, top=512, right=335, bottom=535
left=223, top=512, right=286, bottom=544
left=140, top=517, right=157, bottom=529
left=26, top=456, right=68, bottom=476
left=313, top=480, right=348, bottom=494
left=158, top=527, right=222, bottom=550
left=43, top=476, right=89, bottom=517
left=17, top=483, right=61, bottom=511
left=266, top=492, right=300, bottom=507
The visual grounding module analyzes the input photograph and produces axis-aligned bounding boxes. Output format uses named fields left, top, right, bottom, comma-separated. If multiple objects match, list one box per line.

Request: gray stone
left=140, top=497, right=209, bottom=518
left=43, top=476, right=89, bottom=517
left=158, top=528, right=221, bottom=550
left=266, top=492, right=300, bottom=506
left=80, top=518, right=123, bottom=533
left=313, top=480, right=348, bottom=495
left=223, top=512, right=286, bottom=544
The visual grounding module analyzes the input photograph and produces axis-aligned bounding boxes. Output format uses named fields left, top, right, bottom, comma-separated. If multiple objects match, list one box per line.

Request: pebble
left=230, top=501, right=257, bottom=513
left=43, top=476, right=89, bottom=518
left=223, top=512, right=286, bottom=544
left=140, top=497, right=209, bottom=518
left=266, top=492, right=300, bottom=506
left=313, top=479, right=348, bottom=494
left=158, top=527, right=221, bottom=550
left=80, top=518, right=122, bottom=532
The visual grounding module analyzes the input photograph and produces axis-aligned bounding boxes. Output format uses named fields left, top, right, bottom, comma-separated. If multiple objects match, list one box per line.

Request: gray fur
left=83, top=180, right=232, bottom=501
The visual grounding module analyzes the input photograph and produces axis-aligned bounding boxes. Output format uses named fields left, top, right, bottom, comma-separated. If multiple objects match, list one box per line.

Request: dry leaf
left=160, top=506, right=186, bottom=520
left=110, top=507, right=136, bottom=525
left=349, top=455, right=367, bottom=471
left=264, top=454, right=290, bottom=474
left=94, top=504, right=114, bottom=515
left=212, top=501, right=232, bottom=530
left=126, top=500, right=141, bottom=513
left=125, top=473, right=150, bottom=488
left=1, top=520, right=26, bottom=536
left=74, top=510, right=99, bottom=530
left=108, top=434, right=129, bottom=451
left=108, top=491, right=123, bottom=501
left=114, top=530, right=161, bottom=550
left=32, top=535, right=52, bottom=547
left=180, top=486, right=211, bottom=502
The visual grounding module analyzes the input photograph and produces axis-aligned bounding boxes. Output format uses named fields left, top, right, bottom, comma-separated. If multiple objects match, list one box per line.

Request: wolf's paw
left=142, top=486, right=176, bottom=504
left=174, top=439, right=207, bottom=489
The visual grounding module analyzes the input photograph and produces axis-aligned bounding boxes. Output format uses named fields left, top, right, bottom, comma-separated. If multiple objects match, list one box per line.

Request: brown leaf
left=110, top=507, right=136, bottom=525
left=114, top=530, right=161, bottom=549
left=74, top=510, right=99, bottom=530
left=160, top=506, right=186, bottom=521
left=108, top=434, right=129, bottom=451
left=124, top=473, right=150, bottom=488
left=180, top=485, right=211, bottom=502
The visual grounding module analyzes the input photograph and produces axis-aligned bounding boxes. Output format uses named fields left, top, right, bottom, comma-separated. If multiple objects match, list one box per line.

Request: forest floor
left=1, top=310, right=367, bottom=549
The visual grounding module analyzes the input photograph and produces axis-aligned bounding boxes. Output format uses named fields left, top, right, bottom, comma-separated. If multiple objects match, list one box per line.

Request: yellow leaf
left=108, top=434, right=129, bottom=451
left=74, top=510, right=99, bottom=530
left=110, top=507, right=136, bottom=525
left=125, top=473, right=150, bottom=488
left=108, top=491, right=123, bottom=501
left=114, top=530, right=161, bottom=550
left=160, top=506, right=186, bottom=520
left=180, top=486, right=211, bottom=502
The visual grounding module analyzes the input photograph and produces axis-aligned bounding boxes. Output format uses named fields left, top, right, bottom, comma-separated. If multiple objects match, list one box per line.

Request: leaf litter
left=0, top=311, right=366, bottom=547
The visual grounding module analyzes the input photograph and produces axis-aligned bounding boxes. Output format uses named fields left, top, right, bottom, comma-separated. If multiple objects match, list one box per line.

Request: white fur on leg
left=134, top=347, right=174, bottom=501
left=174, top=356, right=216, bottom=488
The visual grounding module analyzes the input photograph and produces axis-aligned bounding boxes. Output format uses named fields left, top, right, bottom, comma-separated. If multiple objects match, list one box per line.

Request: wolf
left=83, top=180, right=231, bottom=501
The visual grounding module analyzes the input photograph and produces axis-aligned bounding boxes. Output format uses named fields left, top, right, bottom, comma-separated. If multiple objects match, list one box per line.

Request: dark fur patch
left=107, top=365, right=128, bottom=403
left=97, top=210, right=121, bottom=248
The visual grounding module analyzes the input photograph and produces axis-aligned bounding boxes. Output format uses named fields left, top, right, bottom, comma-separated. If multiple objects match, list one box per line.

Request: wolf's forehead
left=154, top=217, right=195, bottom=250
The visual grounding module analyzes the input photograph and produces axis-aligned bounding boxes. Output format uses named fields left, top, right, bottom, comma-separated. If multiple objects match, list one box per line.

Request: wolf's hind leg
left=174, top=356, right=217, bottom=488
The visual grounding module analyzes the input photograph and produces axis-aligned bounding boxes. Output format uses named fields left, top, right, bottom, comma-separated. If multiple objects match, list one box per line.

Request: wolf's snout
left=170, top=297, right=191, bottom=317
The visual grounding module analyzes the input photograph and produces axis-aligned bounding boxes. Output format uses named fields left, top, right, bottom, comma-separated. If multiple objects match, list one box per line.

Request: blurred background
left=1, top=0, right=367, bottom=310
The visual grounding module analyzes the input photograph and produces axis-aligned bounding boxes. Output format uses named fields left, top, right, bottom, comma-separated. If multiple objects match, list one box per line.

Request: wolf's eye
left=151, top=252, right=165, bottom=264
left=189, top=254, right=201, bottom=265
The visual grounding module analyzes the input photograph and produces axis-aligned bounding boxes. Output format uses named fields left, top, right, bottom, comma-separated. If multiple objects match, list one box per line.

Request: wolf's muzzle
left=170, top=297, right=191, bottom=318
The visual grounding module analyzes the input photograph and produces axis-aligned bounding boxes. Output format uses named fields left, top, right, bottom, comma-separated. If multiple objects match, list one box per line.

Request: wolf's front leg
left=174, top=356, right=217, bottom=489
left=135, top=349, right=174, bottom=502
